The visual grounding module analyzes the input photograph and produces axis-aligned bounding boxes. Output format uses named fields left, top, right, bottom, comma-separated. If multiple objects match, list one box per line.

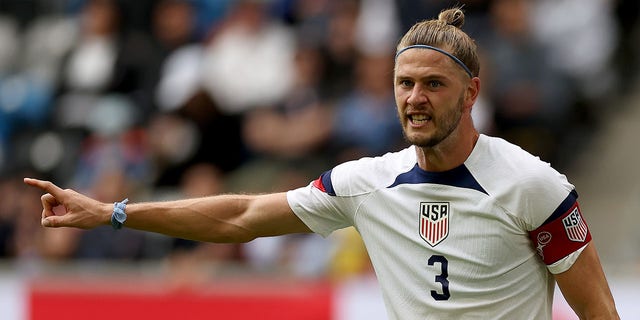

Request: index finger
left=23, top=178, right=65, bottom=198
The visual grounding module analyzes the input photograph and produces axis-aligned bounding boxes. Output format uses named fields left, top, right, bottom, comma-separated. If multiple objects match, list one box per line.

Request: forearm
left=123, top=195, right=258, bottom=243
left=118, top=192, right=310, bottom=243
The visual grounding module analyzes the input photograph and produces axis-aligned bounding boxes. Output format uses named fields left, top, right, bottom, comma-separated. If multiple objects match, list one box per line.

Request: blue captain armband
left=111, top=198, right=129, bottom=230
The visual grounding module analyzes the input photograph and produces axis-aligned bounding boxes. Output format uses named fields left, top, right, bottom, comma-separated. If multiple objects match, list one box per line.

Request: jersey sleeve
left=528, top=190, right=592, bottom=274
left=287, top=150, right=412, bottom=237
left=286, top=169, right=358, bottom=237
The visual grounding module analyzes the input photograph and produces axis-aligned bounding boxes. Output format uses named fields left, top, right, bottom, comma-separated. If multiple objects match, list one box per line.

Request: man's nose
left=407, top=85, right=428, bottom=106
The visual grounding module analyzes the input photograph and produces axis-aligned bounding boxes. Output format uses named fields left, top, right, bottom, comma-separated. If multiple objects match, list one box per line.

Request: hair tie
left=111, top=198, right=129, bottom=230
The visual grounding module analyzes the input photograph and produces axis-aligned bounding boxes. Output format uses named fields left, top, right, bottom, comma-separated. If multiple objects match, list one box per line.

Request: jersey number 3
left=428, top=255, right=450, bottom=300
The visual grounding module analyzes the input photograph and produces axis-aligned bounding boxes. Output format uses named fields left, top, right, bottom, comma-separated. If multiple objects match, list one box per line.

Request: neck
left=415, top=124, right=479, bottom=172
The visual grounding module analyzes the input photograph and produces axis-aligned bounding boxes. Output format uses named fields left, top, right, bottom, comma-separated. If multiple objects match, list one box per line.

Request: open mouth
left=409, top=114, right=432, bottom=125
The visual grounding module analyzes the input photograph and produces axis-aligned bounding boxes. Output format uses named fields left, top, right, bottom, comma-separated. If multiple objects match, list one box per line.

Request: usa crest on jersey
left=419, top=202, right=450, bottom=246
left=563, top=207, right=588, bottom=242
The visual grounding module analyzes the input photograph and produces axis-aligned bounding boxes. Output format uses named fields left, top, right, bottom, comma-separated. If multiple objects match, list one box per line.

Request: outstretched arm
left=24, top=178, right=312, bottom=243
left=554, top=242, right=619, bottom=319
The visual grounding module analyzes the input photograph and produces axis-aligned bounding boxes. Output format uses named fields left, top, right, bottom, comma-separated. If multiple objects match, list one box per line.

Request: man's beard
left=402, top=95, right=464, bottom=148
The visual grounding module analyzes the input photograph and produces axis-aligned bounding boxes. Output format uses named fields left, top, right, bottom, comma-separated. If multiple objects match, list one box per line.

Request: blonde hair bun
left=438, top=8, right=465, bottom=29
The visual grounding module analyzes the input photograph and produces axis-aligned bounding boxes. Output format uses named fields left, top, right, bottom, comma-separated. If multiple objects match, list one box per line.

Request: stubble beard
left=401, top=95, right=465, bottom=148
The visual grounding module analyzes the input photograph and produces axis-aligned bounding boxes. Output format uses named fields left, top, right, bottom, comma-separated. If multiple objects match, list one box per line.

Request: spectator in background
left=479, top=0, right=575, bottom=165
left=151, top=0, right=201, bottom=113
left=148, top=0, right=247, bottom=187
left=145, top=112, right=201, bottom=188
left=145, top=97, right=245, bottom=191
left=330, top=53, right=406, bottom=163
left=53, top=0, right=162, bottom=131
left=200, top=0, right=296, bottom=115
left=53, top=0, right=137, bottom=133
left=240, top=41, right=333, bottom=181
left=58, top=0, right=123, bottom=96
left=316, top=0, right=360, bottom=101
left=531, top=0, right=619, bottom=105
left=148, top=89, right=247, bottom=187
left=530, top=0, right=621, bottom=160
left=354, top=0, right=400, bottom=57
left=281, top=0, right=331, bottom=43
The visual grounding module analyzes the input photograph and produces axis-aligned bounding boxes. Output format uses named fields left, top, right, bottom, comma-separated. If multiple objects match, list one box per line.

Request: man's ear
left=465, top=77, right=481, bottom=109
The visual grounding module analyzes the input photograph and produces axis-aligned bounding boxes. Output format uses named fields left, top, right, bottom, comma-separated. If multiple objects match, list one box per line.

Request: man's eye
left=428, top=80, right=442, bottom=88
left=400, top=80, right=413, bottom=87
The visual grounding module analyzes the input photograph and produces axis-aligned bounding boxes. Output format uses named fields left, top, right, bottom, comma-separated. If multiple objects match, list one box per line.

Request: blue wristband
left=111, top=198, right=129, bottom=230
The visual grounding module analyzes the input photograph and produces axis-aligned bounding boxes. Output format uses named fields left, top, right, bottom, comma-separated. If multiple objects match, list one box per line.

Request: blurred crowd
left=0, top=0, right=638, bottom=280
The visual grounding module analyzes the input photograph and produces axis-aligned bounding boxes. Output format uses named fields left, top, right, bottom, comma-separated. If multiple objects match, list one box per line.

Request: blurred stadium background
left=0, top=0, right=638, bottom=319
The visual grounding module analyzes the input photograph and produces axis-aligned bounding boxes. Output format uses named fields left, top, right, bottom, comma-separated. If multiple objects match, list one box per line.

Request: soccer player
left=25, top=7, right=618, bottom=319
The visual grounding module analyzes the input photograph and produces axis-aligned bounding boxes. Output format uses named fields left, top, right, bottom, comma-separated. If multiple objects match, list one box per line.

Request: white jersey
left=287, top=134, right=590, bottom=320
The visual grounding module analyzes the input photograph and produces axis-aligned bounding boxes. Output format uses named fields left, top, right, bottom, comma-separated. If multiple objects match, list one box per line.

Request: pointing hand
left=23, top=178, right=111, bottom=229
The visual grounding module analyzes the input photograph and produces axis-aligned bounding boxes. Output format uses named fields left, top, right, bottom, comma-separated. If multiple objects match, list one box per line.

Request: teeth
left=410, top=114, right=430, bottom=123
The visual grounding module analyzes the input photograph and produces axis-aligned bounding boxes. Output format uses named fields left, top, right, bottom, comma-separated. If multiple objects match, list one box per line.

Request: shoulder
left=326, top=147, right=416, bottom=197
left=469, top=135, right=571, bottom=187
left=468, top=135, right=575, bottom=223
